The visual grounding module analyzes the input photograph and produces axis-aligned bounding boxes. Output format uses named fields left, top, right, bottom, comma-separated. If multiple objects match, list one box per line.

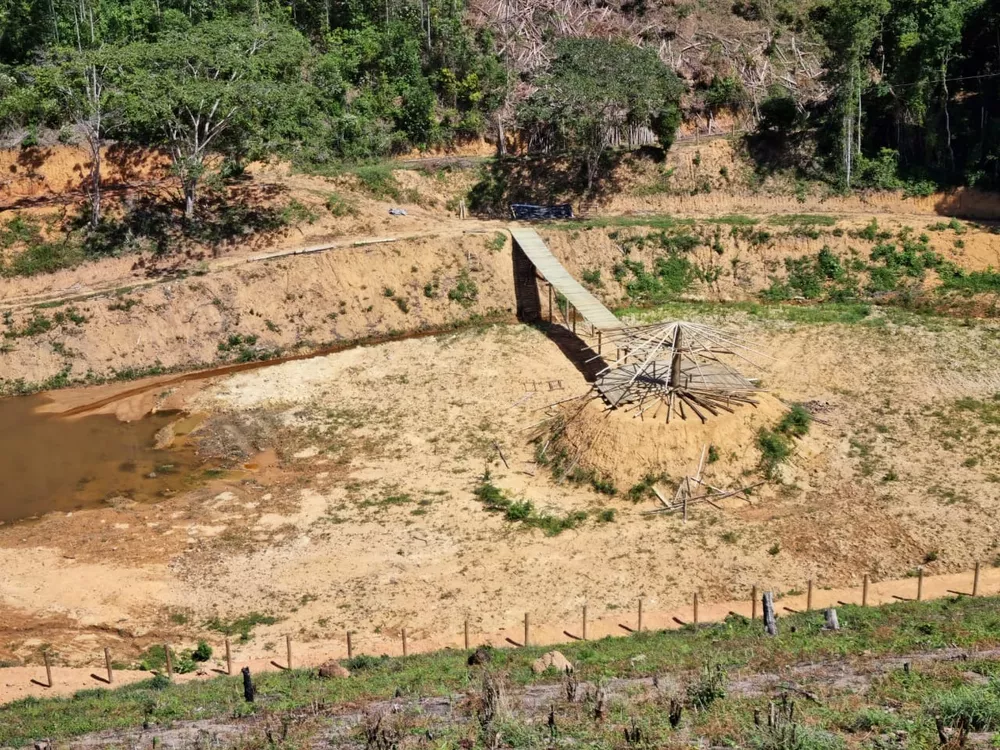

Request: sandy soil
left=1, top=316, right=1000, bottom=691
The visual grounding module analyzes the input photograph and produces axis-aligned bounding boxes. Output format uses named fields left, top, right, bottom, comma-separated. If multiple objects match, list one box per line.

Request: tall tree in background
left=814, top=0, right=890, bottom=188
left=520, top=38, right=684, bottom=191
left=119, top=18, right=307, bottom=220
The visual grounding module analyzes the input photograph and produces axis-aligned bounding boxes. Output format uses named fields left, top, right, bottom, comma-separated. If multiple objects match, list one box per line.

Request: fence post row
left=40, top=563, right=993, bottom=688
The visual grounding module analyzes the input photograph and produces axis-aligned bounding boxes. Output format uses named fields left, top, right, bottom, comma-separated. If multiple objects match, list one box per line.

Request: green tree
left=118, top=18, right=308, bottom=219
left=519, top=38, right=683, bottom=190
left=814, top=0, right=891, bottom=188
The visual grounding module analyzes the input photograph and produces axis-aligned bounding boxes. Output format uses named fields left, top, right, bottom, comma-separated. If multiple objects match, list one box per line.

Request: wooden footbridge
left=509, top=226, right=623, bottom=334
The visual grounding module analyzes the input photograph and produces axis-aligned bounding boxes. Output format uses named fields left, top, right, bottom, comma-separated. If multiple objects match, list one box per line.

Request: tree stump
left=241, top=666, right=255, bottom=703
left=763, top=591, right=778, bottom=636
left=824, top=608, right=840, bottom=631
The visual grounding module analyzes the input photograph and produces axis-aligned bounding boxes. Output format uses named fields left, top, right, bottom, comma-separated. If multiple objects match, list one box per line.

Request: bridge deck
left=509, top=226, right=624, bottom=331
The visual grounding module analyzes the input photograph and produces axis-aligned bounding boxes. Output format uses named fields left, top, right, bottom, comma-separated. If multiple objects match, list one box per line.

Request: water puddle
left=0, top=395, right=206, bottom=524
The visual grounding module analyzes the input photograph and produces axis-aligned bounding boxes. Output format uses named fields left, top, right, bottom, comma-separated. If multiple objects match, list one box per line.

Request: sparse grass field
left=3, top=596, right=1000, bottom=747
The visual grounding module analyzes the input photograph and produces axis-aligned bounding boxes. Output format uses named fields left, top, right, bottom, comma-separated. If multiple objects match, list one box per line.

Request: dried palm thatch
left=586, top=320, right=769, bottom=423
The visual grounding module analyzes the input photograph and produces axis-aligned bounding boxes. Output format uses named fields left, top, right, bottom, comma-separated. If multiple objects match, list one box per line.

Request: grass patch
left=203, top=612, right=280, bottom=642
left=473, top=472, right=588, bottom=536
left=5, top=596, right=1000, bottom=746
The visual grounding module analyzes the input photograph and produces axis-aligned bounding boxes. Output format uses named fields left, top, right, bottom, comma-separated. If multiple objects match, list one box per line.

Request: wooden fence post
left=917, top=567, right=924, bottom=602
left=464, top=620, right=470, bottom=650
left=43, top=651, right=52, bottom=688
left=524, top=613, right=530, bottom=648
left=974, top=562, right=981, bottom=597
left=582, top=604, right=588, bottom=640
left=751, top=586, right=758, bottom=620
left=286, top=634, right=293, bottom=670
left=104, top=647, right=114, bottom=684
left=225, top=637, right=233, bottom=676
left=862, top=574, right=869, bottom=607
left=693, top=593, right=699, bottom=626
left=402, top=628, right=408, bottom=657
left=807, top=579, right=813, bottom=611
left=548, top=285, right=553, bottom=322
left=637, top=598, right=643, bottom=633
left=347, top=631, right=353, bottom=660
left=597, top=331, right=602, bottom=355
left=164, top=644, right=173, bottom=678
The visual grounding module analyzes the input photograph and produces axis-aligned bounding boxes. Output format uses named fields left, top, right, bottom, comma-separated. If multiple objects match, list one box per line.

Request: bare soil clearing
left=3, top=142, right=1000, bottom=711
left=1, top=315, right=999, bottom=693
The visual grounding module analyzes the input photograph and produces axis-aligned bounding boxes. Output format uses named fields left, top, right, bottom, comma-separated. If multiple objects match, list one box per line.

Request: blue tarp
left=510, top=203, right=574, bottom=221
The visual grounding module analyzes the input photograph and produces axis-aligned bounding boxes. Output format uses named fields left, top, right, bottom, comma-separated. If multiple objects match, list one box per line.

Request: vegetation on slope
left=3, top=595, right=1000, bottom=747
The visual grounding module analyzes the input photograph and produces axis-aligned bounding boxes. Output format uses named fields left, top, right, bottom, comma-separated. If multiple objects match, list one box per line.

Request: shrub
left=192, top=641, right=212, bottom=662
left=448, top=269, right=479, bottom=307
left=757, top=429, right=792, bottom=479
left=686, top=664, right=726, bottom=710
left=325, top=192, right=358, bottom=217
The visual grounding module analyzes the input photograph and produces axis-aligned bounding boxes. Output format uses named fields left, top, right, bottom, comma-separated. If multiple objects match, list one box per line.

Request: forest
left=2, top=0, right=1000, bottom=217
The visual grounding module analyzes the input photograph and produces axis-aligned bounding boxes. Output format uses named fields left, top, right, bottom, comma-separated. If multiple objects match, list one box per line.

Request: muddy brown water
left=0, top=317, right=515, bottom=524
left=0, top=395, right=205, bottom=524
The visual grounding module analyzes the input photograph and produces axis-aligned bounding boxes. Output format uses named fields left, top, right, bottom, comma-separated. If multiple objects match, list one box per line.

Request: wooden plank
left=509, top=226, right=624, bottom=331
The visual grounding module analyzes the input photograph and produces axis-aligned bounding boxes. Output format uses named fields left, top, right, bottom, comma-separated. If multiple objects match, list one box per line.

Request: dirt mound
left=555, top=394, right=787, bottom=490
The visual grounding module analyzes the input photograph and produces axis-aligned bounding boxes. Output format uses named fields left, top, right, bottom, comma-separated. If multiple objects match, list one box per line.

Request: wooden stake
left=917, top=567, right=924, bottom=601
left=164, top=644, right=173, bottom=678
left=402, top=628, right=408, bottom=657
left=597, top=331, right=602, bottom=355
left=806, top=579, right=813, bottom=611
left=43, top=651, right=52, bottom=688
left=637, top=598, right=643, bottom=632
left=346, top=631, right=353, bottom=659
left=286, top=634, right=292, bottom=670
left=524, top=613, right=530, bottom=648
left=973, top=562, right=981, bottom=597
left=548, top=285, right=553, bottom=322
left=464, top=620, right=470, bottom=650
left=751, top=585, right=758, bottom=620
left=582, top=604, right=588, bottom=640
left=693, top=593, right=699, bottom=626
left=104, top=647, right=113, bottom=684
left=225, top=638, right=232, bottom=676
left=862, top=574, right=869, bottom=607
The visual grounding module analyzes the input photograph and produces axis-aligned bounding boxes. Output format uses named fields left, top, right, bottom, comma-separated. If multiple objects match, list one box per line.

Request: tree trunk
left=90, top=153, right=101, bottom=228
left=184, top=180, right=197, bottom=220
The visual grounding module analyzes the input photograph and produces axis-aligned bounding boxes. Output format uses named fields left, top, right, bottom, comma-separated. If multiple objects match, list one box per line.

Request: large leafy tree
left=117, top=18, right=308, bottom=219
left=520, top=38, right=684, bottom=191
